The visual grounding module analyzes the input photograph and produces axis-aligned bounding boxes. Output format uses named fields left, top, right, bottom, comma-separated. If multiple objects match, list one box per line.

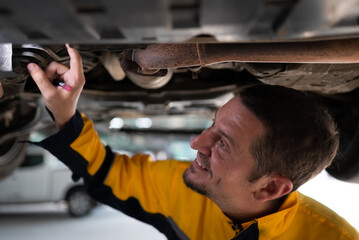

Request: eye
left=219, top=139, right=227, bottom=150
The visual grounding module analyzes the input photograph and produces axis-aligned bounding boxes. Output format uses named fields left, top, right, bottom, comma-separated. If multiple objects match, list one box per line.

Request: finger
left=27, top=63, right=56, bottom=95
left=45, top=61, right=69, bottom=81
left=66, top=43, right=83, bottom=73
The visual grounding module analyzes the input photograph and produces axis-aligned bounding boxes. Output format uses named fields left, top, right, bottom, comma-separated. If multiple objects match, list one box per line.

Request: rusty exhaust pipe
left=131, top=38, right=359, bottom=71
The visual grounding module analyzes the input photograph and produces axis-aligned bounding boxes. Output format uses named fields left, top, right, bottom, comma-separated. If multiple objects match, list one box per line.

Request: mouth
left=194, top=157, right=210, bottom=172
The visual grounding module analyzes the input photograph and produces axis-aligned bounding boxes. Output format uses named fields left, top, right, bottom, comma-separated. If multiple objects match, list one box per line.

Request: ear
left=252, top=175, right=293, bottom=202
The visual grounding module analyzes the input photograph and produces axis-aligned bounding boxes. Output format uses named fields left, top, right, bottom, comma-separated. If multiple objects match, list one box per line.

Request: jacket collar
left=253, top=191, right=299, bottom=239
left=220, top=191, right=299, bottom=239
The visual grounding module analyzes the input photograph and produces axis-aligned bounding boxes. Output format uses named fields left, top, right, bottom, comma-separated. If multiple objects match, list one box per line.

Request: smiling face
left=183, top=96, right=266, bottom=210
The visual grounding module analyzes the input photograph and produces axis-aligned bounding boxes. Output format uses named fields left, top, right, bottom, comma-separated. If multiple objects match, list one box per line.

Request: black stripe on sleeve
left=84, top=174, right=184, bottom=240
left=33, top=110, right=88, bottom=181
left=92, top=146, right=115, bottom=183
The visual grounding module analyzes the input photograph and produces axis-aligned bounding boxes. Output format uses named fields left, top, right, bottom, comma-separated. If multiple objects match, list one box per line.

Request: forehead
left=216, top=97, right=265, bottom=147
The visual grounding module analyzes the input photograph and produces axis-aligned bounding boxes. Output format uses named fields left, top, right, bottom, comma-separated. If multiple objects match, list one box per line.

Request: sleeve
left=34, top=111, right=193, bottom=239
left=34, top=110, right=108, bottom=182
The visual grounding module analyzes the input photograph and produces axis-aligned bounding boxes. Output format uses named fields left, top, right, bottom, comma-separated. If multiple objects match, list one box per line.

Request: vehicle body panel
left=0, top=146, right=83, bottom=204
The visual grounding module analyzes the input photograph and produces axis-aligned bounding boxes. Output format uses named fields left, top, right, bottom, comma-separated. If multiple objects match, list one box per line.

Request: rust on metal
left=130, top=38, right=359, bottom=72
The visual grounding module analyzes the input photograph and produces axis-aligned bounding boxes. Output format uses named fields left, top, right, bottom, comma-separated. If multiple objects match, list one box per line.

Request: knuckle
left=48, top=61, right=57, bottom=67
left=47, top=61, right=59, bottom=70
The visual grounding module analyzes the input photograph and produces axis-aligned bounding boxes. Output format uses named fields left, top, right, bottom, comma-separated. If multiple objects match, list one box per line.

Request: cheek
left=211, top=153, right=253, bottom=184
left=210, top=152, right=232, bottom=177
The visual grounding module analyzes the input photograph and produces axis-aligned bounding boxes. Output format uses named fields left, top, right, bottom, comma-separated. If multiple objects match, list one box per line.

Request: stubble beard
left=182, top=164, right=208, bottom=196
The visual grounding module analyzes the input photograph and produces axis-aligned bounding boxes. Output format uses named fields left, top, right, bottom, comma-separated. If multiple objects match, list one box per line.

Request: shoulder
left=296, top=192, right=358, bottom=240
left=129, top=154, right=192, bottom=171
left=123, top=155, right=192, bottom=183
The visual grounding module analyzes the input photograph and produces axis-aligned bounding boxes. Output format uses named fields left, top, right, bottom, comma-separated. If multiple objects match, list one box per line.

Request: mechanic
left=27, top=44, right=358, bottom=240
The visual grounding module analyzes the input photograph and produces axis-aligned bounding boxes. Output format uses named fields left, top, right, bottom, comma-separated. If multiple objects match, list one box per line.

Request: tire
left=0, top=135, right=29, bottom=181
left=66, top=187, right=96, bottom=217
left=0, top=98, right=38, bottom=181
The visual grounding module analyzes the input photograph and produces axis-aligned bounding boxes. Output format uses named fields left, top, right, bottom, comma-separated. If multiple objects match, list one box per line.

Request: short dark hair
left=238, top=84, right=339, bottom=191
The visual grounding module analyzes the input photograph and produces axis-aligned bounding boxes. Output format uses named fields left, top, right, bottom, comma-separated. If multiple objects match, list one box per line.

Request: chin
left=182, top=165, right=208, bottom=196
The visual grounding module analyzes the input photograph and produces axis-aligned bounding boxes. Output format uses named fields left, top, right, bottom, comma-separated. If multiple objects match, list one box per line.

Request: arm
left=27, top=45, right=250, bottom=240
left=35, top=106, right=194, bottom=239
left=27, top=46, right=193, bottom=238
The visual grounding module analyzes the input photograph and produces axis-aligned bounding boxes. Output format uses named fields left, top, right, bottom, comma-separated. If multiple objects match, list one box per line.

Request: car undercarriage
left=1, top=0, right=359, bottom=182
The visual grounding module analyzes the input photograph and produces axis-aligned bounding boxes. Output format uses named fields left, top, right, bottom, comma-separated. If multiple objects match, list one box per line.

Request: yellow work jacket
left=35, top=111, right=358, bottom=240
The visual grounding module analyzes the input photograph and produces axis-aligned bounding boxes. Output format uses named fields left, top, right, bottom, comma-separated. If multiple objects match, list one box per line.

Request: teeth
left=197, top=159, right=206, bottom=169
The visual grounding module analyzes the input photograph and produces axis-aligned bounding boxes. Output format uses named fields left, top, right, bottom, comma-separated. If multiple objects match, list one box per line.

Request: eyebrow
left=218, top=129, right=235, bottom=148
left=213, top=108, right=235, bottom=144
left=214, top=112, right=235, bottom=148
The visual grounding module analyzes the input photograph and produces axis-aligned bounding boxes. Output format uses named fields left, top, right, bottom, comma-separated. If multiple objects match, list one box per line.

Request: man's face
left=183, top=97, right=266, bottom=207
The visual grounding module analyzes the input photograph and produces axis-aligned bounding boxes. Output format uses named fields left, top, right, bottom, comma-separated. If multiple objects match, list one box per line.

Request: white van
left=0, top=145, right=96, bottom=217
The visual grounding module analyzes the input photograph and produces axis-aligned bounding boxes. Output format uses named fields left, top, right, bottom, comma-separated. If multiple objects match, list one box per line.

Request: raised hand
left=27, top=44, right=85, bottom=129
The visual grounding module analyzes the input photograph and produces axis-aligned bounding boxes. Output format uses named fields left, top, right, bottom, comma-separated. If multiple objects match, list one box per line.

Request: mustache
left=198, top=151, right=207, bottom=160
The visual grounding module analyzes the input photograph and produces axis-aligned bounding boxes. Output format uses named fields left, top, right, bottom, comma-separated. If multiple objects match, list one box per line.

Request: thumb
left=27, top=63, right=56, bottom=96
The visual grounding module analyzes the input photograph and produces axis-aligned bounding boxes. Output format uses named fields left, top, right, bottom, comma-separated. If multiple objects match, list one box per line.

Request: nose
left=190, top=129, right=215, bottom=156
